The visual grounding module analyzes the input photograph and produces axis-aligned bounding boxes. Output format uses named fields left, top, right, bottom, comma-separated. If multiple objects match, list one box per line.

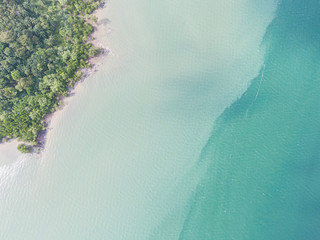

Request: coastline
left=0, top=2, right=111, bottom=157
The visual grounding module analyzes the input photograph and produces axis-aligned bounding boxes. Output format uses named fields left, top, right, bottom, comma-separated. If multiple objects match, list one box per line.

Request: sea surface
left=0, top=0, right=319, bottom=239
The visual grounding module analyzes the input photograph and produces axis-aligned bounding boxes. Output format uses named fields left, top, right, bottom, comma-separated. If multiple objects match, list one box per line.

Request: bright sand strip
left=0, top=4, right=110, bottom=160
left=45, top=4, right=110, bottom=145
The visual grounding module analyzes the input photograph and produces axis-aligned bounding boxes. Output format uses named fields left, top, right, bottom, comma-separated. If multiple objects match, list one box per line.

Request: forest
left=0, top=0, right=102, bottom=152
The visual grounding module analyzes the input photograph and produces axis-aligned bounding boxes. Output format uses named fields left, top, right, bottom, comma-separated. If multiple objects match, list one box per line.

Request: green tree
left=17, top=144, right=33, bottom=153
left=0, top=0, right=103, bottom=150
left=11, top=70, right=21, bottom=81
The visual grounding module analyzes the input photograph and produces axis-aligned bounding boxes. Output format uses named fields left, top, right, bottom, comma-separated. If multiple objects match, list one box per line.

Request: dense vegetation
left=0, top=0, right=102, bottom=150
left=17, top=143, right=33, bottom=153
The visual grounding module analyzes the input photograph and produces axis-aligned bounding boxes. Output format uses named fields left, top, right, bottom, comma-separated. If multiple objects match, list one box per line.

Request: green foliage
left=11, top=70, right=21, bottom=81
left=88, top=44, right=101, bottom=58
left=17, top=143, right=33, bottom=153
left=0, top=0, right=102, bottom=146
left=65, top=0, right=100, bottom=15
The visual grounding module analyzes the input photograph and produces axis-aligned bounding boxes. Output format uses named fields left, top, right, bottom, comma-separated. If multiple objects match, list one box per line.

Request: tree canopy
left=0, top=0, right=102, bottom=149
left=17, top=143, right=33, bottom=153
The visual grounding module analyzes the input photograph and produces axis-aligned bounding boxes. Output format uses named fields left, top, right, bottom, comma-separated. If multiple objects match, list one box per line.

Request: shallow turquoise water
left=0, top=0, right=304, bottom=239
left=179, top=1, right=320, bottom=239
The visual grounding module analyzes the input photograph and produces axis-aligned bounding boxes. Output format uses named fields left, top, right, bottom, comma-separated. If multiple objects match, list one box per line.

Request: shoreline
left=0, top=2, right=111, bottom=156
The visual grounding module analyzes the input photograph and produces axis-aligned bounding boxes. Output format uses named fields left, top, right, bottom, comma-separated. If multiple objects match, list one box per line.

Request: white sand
left=0, top=3, right=110, bottom=159
left=47, top=3, right=110, bottom=139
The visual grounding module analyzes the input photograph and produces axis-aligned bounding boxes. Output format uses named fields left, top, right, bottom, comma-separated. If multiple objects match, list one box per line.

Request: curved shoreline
left=0, top=2, right=111, bottom=157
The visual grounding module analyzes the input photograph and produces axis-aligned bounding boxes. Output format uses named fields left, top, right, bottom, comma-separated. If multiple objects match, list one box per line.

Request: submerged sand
left=0, top=4, right=111, bottom=158
left=0, top=140, right=22, bottom=164
left=45, top=4, right=111, bottom=145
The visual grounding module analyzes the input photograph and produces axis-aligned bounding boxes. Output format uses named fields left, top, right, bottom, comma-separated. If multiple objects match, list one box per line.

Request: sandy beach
left=44, top=4, right=111, bottom=144
left=0, top=3, right=110, bottom=158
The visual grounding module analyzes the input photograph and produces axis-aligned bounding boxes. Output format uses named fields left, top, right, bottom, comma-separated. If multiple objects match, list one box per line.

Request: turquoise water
left=179, top=1, right=320, bottom=239
left=3, top=0, right=319, bottom=239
